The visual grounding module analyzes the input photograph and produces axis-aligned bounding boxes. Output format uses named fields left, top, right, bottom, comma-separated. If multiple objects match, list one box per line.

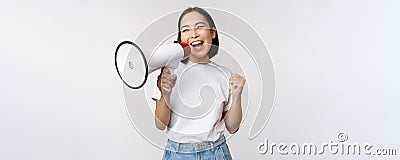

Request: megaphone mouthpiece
left=177, top=41, right=191, bottom=58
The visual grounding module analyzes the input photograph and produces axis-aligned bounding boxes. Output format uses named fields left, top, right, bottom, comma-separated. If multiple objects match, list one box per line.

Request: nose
left=190, top=28, right=199, bottom=39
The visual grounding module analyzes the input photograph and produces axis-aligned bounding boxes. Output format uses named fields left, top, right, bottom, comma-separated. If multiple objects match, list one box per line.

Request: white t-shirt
left=152, top=60, right=232, bottom=143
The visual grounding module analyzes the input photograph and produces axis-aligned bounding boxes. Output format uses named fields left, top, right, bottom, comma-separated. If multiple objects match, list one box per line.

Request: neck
left=189, top=55, right=211, bottom=64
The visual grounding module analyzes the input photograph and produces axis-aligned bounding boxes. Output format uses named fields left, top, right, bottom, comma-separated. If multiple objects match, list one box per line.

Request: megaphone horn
left=115, top=41, right=191, bottom=89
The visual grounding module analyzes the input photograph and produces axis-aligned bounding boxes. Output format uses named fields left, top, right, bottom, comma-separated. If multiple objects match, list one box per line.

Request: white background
left=1, top=0, right=399, bottom=159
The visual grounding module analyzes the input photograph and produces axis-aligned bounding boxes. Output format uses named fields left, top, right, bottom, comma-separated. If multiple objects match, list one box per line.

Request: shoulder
left=210, top=62, right=232, bottom=77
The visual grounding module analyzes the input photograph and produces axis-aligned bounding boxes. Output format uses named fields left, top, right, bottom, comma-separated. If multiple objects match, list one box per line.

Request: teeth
left=191, top=41, right=203, bottom=46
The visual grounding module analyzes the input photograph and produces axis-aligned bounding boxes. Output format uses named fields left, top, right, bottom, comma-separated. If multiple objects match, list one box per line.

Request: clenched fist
left=161, top=68, right=177, bottom=93
left=229, top=74, right=246, bottom=97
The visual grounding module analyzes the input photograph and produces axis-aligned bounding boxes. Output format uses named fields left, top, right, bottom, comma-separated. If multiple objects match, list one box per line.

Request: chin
left=190, top=50, right=208, bottom=59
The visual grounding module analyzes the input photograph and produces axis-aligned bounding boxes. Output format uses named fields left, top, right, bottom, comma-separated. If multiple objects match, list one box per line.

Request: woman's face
left=179, top=11, right=216, bottom=63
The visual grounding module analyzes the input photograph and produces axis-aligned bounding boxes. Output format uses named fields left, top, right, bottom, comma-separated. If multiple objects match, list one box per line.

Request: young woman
left=153, top=7, right=245, bottom=159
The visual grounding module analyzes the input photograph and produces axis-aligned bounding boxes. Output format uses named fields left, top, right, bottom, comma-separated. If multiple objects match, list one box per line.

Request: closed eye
left=181, top=28, right=190, bottom=33
left=196, top=25, right=206, bottom=29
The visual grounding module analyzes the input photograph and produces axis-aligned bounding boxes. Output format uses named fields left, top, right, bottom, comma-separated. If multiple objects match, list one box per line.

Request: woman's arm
left=224, top=95, right=242, bottom=134
left=154, top=68, right=176, bottom=130
left=155, top=94, right=171, bottom=130
left=224, top=74, right=246, bottom=134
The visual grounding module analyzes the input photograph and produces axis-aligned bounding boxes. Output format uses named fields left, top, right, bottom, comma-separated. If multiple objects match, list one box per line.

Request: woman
left=153, top=7, right=245, bottom=159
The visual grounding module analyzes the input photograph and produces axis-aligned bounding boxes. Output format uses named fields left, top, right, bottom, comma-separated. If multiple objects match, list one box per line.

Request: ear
left=211, top=29, right=216, bottom=39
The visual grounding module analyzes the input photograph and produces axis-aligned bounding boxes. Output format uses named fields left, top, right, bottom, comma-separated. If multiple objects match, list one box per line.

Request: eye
left=196, top=25, right=206, bottom=29
left=181, top=28, right=190, bottom=33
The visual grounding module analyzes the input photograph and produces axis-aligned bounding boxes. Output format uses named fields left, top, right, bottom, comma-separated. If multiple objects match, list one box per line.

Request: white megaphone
left=114, top=41, right=191, bottom=90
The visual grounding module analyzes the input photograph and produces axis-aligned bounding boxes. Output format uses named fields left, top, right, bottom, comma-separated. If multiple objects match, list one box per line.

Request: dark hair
left=177, top=7, right=219, bottom=62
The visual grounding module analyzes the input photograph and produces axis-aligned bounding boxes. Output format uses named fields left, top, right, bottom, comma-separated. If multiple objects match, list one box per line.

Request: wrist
left=162, top=91, right=171, bottom=97
left=231, top=94, right=242, bottom=99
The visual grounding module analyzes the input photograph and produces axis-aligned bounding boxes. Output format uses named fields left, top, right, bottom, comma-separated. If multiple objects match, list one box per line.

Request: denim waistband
left=165, top=135, right=226, bottom=153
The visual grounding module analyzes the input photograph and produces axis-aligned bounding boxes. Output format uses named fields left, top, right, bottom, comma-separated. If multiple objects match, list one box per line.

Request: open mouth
left=191, top=41, right=204, bottom=49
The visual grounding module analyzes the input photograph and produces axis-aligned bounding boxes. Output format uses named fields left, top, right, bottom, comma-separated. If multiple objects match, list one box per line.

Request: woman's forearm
left=224, top=95, right=242, bottom=134
left=154, top=94, right=171, bottom=130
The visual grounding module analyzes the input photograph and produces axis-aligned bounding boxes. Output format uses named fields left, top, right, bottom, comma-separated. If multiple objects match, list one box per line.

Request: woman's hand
left=161, top=68, right=177, bottom=93
left=229, top=74, right=246, bottom=97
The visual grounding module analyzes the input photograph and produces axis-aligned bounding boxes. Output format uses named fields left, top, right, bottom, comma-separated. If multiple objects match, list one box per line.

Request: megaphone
left=114, top=41, right=191, bottom=90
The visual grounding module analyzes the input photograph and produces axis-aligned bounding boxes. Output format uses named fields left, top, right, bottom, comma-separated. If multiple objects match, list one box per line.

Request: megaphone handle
left=162, top=67, right=174, bottom=92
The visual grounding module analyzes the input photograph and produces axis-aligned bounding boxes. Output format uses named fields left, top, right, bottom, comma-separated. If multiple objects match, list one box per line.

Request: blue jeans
left=162, top=135, right=233, bottom=160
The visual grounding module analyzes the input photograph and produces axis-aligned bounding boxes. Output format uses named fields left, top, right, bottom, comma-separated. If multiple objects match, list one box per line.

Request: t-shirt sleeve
left=224, top=94, right=233, bottom=111
left=223, top=68, right=233, bottom=111
left=151, top=69, right=162, bottom=101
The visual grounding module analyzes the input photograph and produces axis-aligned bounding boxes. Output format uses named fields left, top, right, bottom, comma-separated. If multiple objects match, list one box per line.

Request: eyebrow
left=180, top=22, right=207, bottom=29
